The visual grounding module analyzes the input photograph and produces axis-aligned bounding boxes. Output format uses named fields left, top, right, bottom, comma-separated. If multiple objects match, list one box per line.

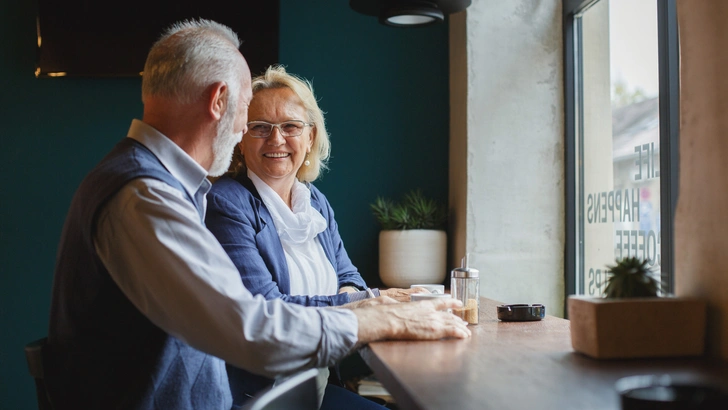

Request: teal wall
left=0, top=0, right=449, bottom=408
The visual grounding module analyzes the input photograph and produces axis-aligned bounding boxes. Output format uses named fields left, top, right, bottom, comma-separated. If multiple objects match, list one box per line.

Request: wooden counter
left=359, top=297, right=728, bottom=410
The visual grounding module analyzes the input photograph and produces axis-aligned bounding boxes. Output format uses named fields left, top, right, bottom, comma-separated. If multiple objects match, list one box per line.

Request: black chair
left=240, top=368, right=319, bottom=410
left=24, top=337, right=53, bottom=410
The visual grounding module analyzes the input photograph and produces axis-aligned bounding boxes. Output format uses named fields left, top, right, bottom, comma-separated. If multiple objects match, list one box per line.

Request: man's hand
left=352, top=298, right=471, bottom=344
left=379, top=287, right=430, bottom=302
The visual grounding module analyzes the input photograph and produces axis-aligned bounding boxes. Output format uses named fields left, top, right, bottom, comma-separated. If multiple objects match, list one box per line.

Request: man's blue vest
left=47, top=138, right=232, bottom=409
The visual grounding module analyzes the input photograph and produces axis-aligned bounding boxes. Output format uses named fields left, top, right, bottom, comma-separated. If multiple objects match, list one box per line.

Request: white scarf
left=248, top=170, right=336, bottom=296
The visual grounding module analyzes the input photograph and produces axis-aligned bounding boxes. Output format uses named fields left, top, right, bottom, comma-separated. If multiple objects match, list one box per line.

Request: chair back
left=25, top=337, right=53, bottom=410
left=240, top=368, right=319, bottom=410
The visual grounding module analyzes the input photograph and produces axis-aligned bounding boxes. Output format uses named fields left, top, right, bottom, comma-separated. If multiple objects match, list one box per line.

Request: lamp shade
left=350, top=0, right=471, bottom=27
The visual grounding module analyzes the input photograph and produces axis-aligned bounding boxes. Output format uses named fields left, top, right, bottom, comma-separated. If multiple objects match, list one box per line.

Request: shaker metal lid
left=450, top=253, right=479, bottom=278
left=451, top=267, right=479, bottom=278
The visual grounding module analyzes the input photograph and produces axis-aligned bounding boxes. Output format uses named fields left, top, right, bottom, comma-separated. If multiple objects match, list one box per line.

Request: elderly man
left=46, top=18, right=469, bottom=410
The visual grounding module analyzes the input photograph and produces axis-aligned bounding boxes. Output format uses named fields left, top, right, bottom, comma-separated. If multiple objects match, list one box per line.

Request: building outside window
left=564, top=0, right=679, bottom=298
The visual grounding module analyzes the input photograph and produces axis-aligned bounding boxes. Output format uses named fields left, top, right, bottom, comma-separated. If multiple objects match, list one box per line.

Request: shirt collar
left=127, top=119, right=211, bottom=198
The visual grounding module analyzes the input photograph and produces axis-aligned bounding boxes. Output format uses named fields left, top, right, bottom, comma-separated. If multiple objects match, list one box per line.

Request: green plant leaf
left=370, top=196, right=398, bottom=230
left=370, top=189, right=447, bottom=230
left=603, top=256, right=660, bottom=298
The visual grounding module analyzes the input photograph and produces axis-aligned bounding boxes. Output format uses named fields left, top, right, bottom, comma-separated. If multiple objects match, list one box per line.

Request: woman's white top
left=248, top=170, right=338, bottom=296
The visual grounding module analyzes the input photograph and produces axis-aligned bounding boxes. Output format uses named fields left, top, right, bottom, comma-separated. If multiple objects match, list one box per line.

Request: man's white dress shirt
left=93, top=120, right=358, bottom=378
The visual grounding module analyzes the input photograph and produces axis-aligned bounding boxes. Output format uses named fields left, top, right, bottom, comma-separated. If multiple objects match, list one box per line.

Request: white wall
left=449, top=0, right=565, bottom=315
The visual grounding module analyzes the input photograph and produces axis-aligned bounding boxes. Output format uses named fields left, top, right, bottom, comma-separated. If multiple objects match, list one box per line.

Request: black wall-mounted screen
left=36, top=0, right=279, bottom=78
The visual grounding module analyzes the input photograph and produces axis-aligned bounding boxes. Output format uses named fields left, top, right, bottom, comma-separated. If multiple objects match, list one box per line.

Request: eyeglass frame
left=245, top=120, right=314, bottom=138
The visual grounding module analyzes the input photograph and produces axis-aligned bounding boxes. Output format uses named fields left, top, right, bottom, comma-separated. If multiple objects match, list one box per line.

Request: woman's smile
left=263, top=152, right=291, bottom=158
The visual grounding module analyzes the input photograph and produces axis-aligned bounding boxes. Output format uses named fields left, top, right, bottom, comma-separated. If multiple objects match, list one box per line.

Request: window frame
left=562, top=0, right=680, bottom=312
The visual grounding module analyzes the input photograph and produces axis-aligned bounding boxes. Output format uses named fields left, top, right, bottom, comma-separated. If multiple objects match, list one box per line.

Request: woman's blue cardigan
left=205, top=173, right=368, bottom=306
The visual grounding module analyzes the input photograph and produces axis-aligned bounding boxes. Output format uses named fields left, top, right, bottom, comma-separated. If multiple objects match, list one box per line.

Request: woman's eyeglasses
left=246, top=120, right=313, bottom=138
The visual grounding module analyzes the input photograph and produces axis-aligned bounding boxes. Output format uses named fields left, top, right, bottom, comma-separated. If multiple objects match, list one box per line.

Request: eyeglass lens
left=248, top=121, right=306, bottom=138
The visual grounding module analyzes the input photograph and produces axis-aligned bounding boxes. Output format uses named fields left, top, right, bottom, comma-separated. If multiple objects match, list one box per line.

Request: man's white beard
left=209, top=109, right=243, bottom=177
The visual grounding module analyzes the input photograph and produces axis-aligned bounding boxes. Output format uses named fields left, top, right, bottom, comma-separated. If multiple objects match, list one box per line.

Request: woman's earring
left=304, top=153, right=311, bottom=167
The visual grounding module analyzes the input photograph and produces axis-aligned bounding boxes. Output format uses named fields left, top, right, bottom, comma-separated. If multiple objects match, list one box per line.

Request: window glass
left=575, top=0, right=662, bottom=296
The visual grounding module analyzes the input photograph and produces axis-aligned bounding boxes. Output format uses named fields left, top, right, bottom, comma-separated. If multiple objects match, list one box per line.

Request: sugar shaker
left=450, top=253, right=479, bottom=325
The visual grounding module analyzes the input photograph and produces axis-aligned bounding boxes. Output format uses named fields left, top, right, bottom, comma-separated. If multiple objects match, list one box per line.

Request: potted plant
left=568, top=257, right=707, bottom=359
left=370, top=190, right=447, bottom=288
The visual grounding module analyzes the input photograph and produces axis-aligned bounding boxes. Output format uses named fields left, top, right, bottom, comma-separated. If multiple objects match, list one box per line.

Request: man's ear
left=208, top=82, right=228, bottom=121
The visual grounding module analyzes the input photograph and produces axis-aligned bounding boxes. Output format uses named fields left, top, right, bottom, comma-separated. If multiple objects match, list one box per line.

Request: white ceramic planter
left=378, top=229, right=447, bottom=288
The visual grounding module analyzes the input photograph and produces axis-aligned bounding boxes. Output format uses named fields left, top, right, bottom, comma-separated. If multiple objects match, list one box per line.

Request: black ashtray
left=496, top=304, right=545, bottom=322
left=616, top=375, right=728, bottom=410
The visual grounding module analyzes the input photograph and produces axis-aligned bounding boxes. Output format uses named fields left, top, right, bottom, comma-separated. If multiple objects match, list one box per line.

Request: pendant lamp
left=350, top=0, right=471, bottom=27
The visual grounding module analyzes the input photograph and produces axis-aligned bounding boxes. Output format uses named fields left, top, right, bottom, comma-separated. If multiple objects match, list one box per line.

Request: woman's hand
left=380, top=287, right=430, bottom=302
left=338, top=286, right=359, bottom=294
left=337, top=296, right=399, bottom=309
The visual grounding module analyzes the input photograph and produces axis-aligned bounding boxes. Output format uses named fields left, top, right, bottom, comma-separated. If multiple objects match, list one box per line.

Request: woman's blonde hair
left=229, top=65, right=330, bottom=182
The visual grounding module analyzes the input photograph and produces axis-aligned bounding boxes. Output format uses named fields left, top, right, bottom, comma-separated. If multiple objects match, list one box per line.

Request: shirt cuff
left=347, top=288, right=382, bottom=303
left=317, top=308, right=359, bottom=367
left=348, top=291, right=369, bottom=303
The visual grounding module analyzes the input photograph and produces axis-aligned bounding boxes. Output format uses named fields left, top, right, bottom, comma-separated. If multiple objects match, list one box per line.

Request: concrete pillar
left=449, top=0, right=565, bottom=315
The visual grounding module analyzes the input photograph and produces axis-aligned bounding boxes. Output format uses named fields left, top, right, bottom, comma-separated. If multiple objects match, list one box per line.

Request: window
left=564, top=0, right=679, bottom=298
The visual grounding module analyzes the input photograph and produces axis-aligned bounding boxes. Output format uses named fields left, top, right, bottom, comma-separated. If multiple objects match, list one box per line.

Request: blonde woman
left=206, top=65, right=423, bottom=409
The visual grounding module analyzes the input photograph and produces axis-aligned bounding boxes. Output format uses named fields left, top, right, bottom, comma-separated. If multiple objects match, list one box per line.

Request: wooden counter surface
left=359, top=297, right=728, bottom=410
